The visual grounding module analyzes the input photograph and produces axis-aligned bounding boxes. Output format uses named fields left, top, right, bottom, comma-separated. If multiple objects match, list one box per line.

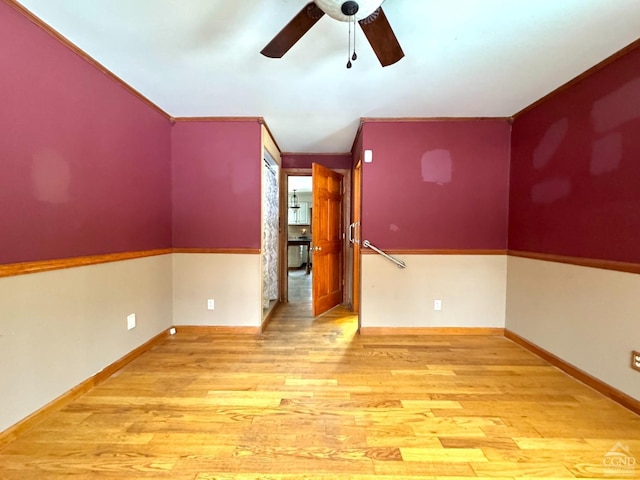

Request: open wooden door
left=312, top=163, right=344, bottom=317
left=352, top=160, right=362, bottom=315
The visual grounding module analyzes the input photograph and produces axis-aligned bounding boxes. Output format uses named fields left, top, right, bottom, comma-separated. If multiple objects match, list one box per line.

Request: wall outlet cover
left=207, top=299, right=215, bottom=310
left=632, top=350, right=640, bottom=372
left=127, top=313, right=136, bottom=330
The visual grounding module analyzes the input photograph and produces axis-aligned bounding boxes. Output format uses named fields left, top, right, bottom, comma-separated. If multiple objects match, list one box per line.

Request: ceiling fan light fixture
left=314, top=0, right=384, bottom=22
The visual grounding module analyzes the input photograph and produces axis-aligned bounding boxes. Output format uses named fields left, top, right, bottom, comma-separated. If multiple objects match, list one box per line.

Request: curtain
left=262, top=162, right=279, bottom=309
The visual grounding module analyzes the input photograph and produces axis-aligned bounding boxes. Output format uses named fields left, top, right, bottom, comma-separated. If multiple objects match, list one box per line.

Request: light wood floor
left=1, top=304, right=639, bottom=479
left=288, top=268, right=312, bottom=303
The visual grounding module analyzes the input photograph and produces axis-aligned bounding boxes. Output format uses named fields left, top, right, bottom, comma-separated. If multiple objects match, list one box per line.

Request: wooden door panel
left=352, top=161, right=362, bottom=316
left=312, top=163, right=344, bottom=317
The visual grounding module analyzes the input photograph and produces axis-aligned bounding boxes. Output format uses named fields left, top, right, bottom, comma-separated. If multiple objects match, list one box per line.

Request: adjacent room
left=287, top=175, right=313, bottom=303
left=1, top=0, right=639, bottom=478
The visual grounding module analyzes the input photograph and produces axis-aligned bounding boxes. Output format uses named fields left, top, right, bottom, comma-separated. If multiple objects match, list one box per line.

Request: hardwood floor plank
left=482, top=447, right=610, bottom=465
left=391, top=416, right=490, bottom=438
left=400, top=400, right=463, bottom=409
left=0, top=454, right=179, bottom=474
left=373, top=460, right=477, bottom=476
left=514, top=437, right=595, bottom=450
left=366, top=435, right=443, bottom=448
left=1, top=303, right=638, bottom=479
left=439, top=436, right=519, bottom=450
left=471, top=461, right=576, bottom=478
left=400, top=447, right=488, bottom=462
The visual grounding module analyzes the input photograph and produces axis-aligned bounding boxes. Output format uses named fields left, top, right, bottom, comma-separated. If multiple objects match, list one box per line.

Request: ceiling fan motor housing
left=314, top=0, right=383, bottom=22
left=341, top=1, right=359, bottom=16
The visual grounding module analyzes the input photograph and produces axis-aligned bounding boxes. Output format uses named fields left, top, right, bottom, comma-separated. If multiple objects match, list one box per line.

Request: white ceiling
left=15, top=0, right=640, bottom=153
left=289, top=176, right=313, bottom=193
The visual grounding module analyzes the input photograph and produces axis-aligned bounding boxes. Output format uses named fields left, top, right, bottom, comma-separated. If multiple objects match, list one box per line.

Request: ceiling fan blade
left=261, top=2, right=325, bottom=58
left=358, top=7, right=404, bottom=67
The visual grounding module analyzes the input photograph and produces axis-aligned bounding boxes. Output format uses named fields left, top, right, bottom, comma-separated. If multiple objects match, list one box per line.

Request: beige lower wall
left=7, top=251, right=637, bottom=433
left=361, top=254, right=507, bottom=328
left=172, top=253, right=261, bottom=327
left=0, top=254, right=173, bottom=432
left=506, top=256, right=640, bottom=401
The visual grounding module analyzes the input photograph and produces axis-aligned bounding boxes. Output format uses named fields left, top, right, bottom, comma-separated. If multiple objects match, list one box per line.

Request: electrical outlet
left=434, top=299, right=442, bottom=311
left=127, top=313, right=136, bottom=330
left=207, top=299, right=215, bottom=310
left=632, top=351, right=640, bottom=372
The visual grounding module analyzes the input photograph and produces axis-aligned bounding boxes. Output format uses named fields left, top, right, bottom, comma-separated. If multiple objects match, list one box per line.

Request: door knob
left=314, top=246, right=322, bottom=251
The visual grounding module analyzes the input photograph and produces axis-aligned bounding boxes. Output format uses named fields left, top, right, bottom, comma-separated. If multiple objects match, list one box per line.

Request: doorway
left=286, top=175, right=313, bottom=304
left=281, top=166, right=354, bottom=316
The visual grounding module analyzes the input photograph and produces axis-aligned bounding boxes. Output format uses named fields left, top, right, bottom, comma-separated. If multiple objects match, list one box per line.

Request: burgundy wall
left=0, top=2, right=172, bottom=264
left=282, top=153, right=352, bottom=170
left=509, top=47, right=640, bottom=263
left=8, top=0, right=636, bottom=262
left=359, top=121, right=511, bottom=250
left=171, top=121, right=262, bottom=249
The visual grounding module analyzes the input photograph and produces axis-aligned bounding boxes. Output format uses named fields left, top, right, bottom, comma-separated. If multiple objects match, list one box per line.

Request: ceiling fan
left=261, top=0, right=404, bottom=67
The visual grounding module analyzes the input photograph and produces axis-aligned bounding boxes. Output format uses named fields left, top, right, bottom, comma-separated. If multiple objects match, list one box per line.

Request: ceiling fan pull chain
left=352, top=16, right=358, bottom=61
left=346, top=14, right=352, bottom=68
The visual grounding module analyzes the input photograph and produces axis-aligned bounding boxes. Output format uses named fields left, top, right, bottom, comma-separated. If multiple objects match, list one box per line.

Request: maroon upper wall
left=509, top=46, right=640, bottom=263
left=360, top=121, right=511, bottom=250
left=0, top=2, right=172, bottom=264
left=282, top=153, right=352, bottom=170
left=171, top=121, right=262, bottom=249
